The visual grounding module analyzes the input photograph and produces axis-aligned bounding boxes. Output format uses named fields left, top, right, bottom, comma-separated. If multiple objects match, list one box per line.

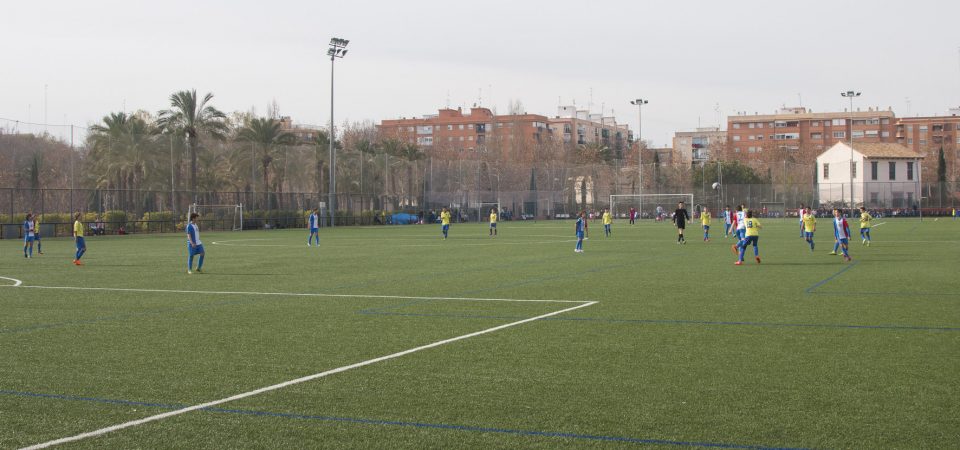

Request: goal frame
left=188, top=203, right=244, bottom=231
left=476, top=201, right=501, bottom=223
left=610, top=194, right=694, bottom=221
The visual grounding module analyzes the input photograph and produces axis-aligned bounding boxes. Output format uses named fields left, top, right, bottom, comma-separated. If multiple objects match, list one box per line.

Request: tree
left=157, top=90, right=229, bottom=193
left=237, top=117, right=297, bottom=206
left=691, top=160, right=765, bottom=186
left=938, top=147, right=947, bottom=183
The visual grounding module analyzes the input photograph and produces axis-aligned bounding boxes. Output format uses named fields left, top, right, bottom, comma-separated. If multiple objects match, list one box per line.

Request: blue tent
left=390, top=213, right=419, bottom=225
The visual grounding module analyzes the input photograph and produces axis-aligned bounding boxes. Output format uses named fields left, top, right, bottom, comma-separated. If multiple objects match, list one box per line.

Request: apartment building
left=547, top=106, right=633, bottom=153
left=673, top=127, right=726, bottom=164
left=727, top=107, right=897, bottom=155
left=278, top=116, right=324, bottom=144
left=378, top=107, right=551, bottom=153
left=895, top=108, right=960, bottom=154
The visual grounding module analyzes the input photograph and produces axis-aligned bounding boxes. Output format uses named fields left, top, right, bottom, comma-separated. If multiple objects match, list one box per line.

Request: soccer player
left=307, top=208, right=319, bottom=246
left=735, top=205, right=747, bottom=240
left=859, top=206, right=872, bottom=246
left=574, top=211, right=585, bottom=253
left=672, top=201, right=690, bottom=244
left=802, top=210, right=817, bottom=251
left=831, top=209, right=852, bottom=262
left=701, top=206, right=712, bottom=242
left=629, top=207, right=637, bottom=225
left=602, top=208, right=612, bottom=237
left=798, top=203, right=807, bottom=237
left=489, top=208, right=498, bottom=237
left=735, top=210, right=762, bottom=265
left=31, top=211, right=44, bottom=255
left=23, top=213, right=35, bottom=258
left=440, top=207, right=451, bottom=240
left=723, top=205, right=732, bottom=238
left=72, top=212, right=86, bottom=265
left=186, top=212, right=205, bottom=274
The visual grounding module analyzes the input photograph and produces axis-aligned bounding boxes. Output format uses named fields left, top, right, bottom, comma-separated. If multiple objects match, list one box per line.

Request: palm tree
left=87, top=112, right=161, bottom=213
left=157, top=90, right=229, bottom=193
left=236, top=117, right=297, bottom=208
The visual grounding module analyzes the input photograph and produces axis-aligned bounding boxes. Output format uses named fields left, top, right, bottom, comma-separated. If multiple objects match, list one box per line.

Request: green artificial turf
left=0, top=218, right=958, bottom=449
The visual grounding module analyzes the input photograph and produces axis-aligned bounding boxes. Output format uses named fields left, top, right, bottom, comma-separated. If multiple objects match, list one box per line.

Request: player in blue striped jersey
left=307, top=209, right=319, bottom=246
left=186, top=213, right=205, bottom=274
left=574, top=211, right=585, bottom=253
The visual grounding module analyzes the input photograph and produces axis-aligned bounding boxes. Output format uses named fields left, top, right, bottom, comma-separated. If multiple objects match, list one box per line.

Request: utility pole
left=327, top=37, right=349, bottom=227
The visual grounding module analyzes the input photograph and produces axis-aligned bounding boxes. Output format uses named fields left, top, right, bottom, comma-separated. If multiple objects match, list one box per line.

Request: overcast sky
left=2, top=0, right=959, bottom=147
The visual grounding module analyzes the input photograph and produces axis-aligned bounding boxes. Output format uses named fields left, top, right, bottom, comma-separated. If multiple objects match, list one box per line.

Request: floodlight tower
left=327, top=37, right=349, bottom=227
left=841, top=90, right=861, bottom=208
left=631, top=99, right=648, bottom=192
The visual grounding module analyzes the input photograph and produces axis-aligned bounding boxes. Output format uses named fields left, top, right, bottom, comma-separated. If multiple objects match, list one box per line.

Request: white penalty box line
left=2, top=275, right=598, bottom=449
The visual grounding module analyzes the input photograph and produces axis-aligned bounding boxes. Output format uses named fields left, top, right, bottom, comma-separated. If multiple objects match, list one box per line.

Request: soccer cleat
left=195, top=268, right=203, bottom=274
left=74, top=260, right=83, bottom=266
left=756, top=257, right=761, bottom=264
left=866, top=241, right=871, bottom=247
left=844, top=256, right=852, bottom=262
left=828, top=251, right=837, bottom=255
left=187, top=270, right=193, bottom=274
left=734, top=261, right=743, bottom=265
left=307, top=243, right=311, bottom=247
left=38, top=252, right=44, bottom=255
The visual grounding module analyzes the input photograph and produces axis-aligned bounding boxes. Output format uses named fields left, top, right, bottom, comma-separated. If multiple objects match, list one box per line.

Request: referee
left=673, top=201, right=690, bottom=244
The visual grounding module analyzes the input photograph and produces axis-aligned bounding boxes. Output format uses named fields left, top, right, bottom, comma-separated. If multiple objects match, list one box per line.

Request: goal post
left=610, top=194, right=694, bottom=221
left=188, top=203, right=244, bottom=231
left=476, top=201, right=501, bottom=223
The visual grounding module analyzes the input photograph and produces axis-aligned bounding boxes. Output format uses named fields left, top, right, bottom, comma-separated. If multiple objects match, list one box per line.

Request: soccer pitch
left=1, top=218, right=957, bottom=449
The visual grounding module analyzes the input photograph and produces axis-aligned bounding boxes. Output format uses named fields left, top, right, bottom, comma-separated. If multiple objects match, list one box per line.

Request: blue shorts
left=703, top=225, right=710, bottom=230
left=743, top=235, right=759, bottom=246
left=34, top=234, right=41, bottom=240
left=860, top=227, right=870, bottom=232
left=310, top=227, right=319, bottom=233
left=576, top=231, right=584, bottom=239
left=838, top=238, right=849, bottom=246
left=76, top=236, right=85, bottom=248
left=490, top=223, right=497, bottom=228
left=804, top=231, right=814, bottom=239
left=442, top=224, right=449, bottom=232
left=188, top=243, right=205, bottom=255
left=24, top=235, right=35, bottom=243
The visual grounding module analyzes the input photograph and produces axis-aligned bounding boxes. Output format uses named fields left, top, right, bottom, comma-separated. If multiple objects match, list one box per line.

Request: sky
left=2, top=0, right=959, bottom=147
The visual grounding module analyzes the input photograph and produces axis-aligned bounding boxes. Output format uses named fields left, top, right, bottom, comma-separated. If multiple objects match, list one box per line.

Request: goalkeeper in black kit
left=673, top=201, right=690, bottom=244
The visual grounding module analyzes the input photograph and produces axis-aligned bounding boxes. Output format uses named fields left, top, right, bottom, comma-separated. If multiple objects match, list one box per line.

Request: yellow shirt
left=860, top=212, right=872, bottom=228
left=73, top=220, right=84, bottom=237
left=602, top=212, right=612, bottom=225
left=440, top=211, right=451, bottom=225
left=802, top=214, right=817, bottom=232
left=490, top=213, right=497, bottom=224
left=744, top=217, right=761, bottom=237
left=701, top=211, right=711, bottom=226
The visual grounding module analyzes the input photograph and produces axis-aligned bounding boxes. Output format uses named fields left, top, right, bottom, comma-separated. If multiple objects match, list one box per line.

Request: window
left=811, top=132, right=823, bottom=139
left=447, top=137, right=453, bottom=142
left=907, top=125, right=913, bottom=132
left=881, top=118, right=890, bottom=125
left=748, top=122, right=755, bottom=129
left=919, top=125, right=928, bottom=132
left=871, top=161, right=878, bottom=180
left=870, top=192, right=879, bottom=205
left=881, top=131, right=890, bottom=138
left=908, top=139, right=913, bottom=144
left=889, top=161, right=896, bottom=180
left=447, top=125, right=453, bottom=131
left=832, top=119, right=846, bottom=126
left=468, top=136, right=473, bottom=141
left=852, top=119, right=867, bottom=126
left=459, top=124, right=465, bottom=130
left=733, top=123, right=741, bottom=129
left=757, top=135, right=763, bottom=140
left=748, top=146, right=757, bottom=153
left=823, top=163, right=830, bottom=180
left=833, top=131, right=846, bottom=138
left=811, top=121, right=821, bottom=127
left=416, top=136, right=433, bottom=146
left=852, top=130, right=865, bottom=138
left=774, top=133, right=799, bottom=140
left=407, top=126, right=415, bottom=132
left=459, top=136, right=464, bottom=142
left=866, top=118, right=880, bottom=125
left=865, top=130, right=878, bottom=137
left=907, top=161, right=914, bottom=180
left=748, top=135, right=755, bottom=140
left=416, top=126, right=433, bottom=134
left=919, top=139, right=926, bottom=145
left=756, top=123, right=763, bottom=129
left=851, top=161, right=857, bottom=179
left=732, top=135, right=741, bottom=141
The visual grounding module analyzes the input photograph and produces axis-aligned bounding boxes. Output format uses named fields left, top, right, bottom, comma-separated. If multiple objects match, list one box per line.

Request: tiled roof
left=852, top=142, right=923, bottom=159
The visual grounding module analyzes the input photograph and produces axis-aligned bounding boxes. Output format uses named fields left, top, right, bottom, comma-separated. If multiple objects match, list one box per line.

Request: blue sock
left=37, top=242, right=41, bottom=253
left=28, top=246, right=33, bottom=257
left=841, top=246, right=849, bottom=257
left=188, top=254, right=194, bottom=270
left=833, top=242, right=840, bottom=253
left=866, top=231, right=871, bottom=241
left=197, top=254, right=204, bottom=270
left=753, top=245, right=759, bottom=256
left=738, top=246, right=745, bottom=261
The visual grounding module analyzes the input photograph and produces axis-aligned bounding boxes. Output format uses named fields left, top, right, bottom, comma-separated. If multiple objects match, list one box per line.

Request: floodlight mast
left=841, top=90, right=861, bottom=208
left=630, top=99, right=649, bottom=195
left=327, top=37, right=349, bottom=227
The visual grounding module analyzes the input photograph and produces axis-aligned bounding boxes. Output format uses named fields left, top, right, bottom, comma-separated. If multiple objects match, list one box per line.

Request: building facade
left=673, top=127, right=726, bottom=164
left=894, top=109, right=960, bottom=180
left=547, top=106, right=633, bottom=155
left=728, top=107, right=897, bottom=156
left=378, top=107, right=552, bottom=155
left=816, top=142, right=923, bottom=208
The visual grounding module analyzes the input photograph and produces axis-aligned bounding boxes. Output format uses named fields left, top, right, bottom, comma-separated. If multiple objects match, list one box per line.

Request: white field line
left=21, top=300, right=597, bottom=450
left=1, top=281, right=584, bottom=304
left=0, top=276, right=23, bottom=287
left=872, top=222, right=887, bottom=227
left=399, top=239, right=577, bottom=248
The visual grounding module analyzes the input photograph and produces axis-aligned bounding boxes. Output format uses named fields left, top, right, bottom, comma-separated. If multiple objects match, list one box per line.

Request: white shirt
left=309, top=213, right=318, bottom=229
left=834, top=217, right=849, bottom=239
left=186, top=223, right=202, bottom=246
left=736, top=211, right=747, bottom=229
left=724, top=211, right=732, bottom=224
left=798, top=208, right=805, bottom=223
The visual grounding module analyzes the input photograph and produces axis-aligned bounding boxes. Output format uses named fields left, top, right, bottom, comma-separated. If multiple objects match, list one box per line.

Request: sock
left=28, top=246, right=33, bottom=257
left=738, top=246, right=745, bottom=261
left=833, top=242, right=840, bottom=253
left=77, top=248, right=85, bottom=260
left=188, top=254, right=194, bottom=270
left=37, top=242, right=41, bottom=253
left=197, top=254, right=204, bottom=270
left=842, top=246, right=849, bottom=257
left=24, top=245, right=27, bottom=256
left=753, top=245, right=759, bottom=256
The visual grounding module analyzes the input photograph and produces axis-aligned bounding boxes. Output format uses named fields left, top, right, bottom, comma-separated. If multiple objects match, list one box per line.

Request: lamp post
left=327, top=37, right=349, bottom=227
left=841, top=90, right=860, bottom=208
left=631, top=99, right=648, bottom=194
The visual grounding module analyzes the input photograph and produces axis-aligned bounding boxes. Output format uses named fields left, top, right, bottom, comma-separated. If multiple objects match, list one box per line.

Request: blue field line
left=804, top=261, right=859, bottom=294
left=0, top=389, right=806, bottom=449
left=359, top=310, right=960, bottom=332
left=0, top=298, right=250, bottom=335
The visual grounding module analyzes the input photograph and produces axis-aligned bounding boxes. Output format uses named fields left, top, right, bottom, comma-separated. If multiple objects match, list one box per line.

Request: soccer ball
left=712, top=182, right=720, bottom=190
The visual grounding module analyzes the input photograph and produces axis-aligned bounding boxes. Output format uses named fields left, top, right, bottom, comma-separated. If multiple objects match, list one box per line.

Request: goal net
left=188, top=203, right=244, bottom=231
left=759, top=202, right=786, bottom=218
left=610, top=194, right=694, bottom=221
left=476, top=202, right=501, bottom=223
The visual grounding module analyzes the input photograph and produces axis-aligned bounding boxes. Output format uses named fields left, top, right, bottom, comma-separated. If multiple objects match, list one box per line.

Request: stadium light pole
left=327, top=37, right=349, bottom=227
left=841, top=90, right=860, bottom=208
left=631, top=99, right=648, bottom=194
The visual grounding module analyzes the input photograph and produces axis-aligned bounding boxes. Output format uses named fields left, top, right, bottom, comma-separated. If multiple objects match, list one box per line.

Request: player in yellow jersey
left=440, top=207, right=451, bottom=240
left=31, top=211, right=44, bottom=255
left=73, top=212, right=86, bottom=265
left=602, top=208, right=612, bottom=237
left=802, top=210, right=817, bottom=252
left=858, top=206, right=872, bottom=246
left=701, top=207, right=712, bottom=242
left=735, top=210, right=761, bottom=265
left=489, top=208, right=498, bottom=237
